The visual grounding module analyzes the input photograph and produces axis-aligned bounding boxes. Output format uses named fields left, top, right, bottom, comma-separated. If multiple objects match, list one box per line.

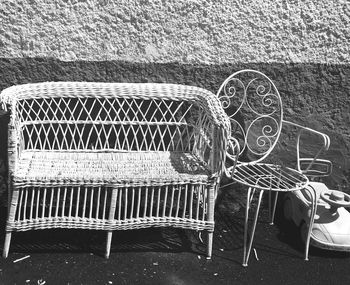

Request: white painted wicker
left=0, top=82, right=230, bottom=258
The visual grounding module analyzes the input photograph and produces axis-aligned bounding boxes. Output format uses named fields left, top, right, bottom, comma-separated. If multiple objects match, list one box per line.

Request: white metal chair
left=216, top=70, right=330, bottom=266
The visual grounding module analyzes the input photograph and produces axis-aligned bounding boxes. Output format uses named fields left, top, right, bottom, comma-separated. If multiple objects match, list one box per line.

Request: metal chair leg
left=243, top=188, right=264, bottom=267
left=303, top=186, right=318, bottom=261
left=269, top=192, right=279, bottom=225
left=243, top=187, right=252, bottom=266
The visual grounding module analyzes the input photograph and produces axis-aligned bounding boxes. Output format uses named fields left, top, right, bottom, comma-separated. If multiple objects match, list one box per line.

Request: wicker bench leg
left=3, top=187, right=19, bottom=258
left=206, top=183, right=215, bottom=259
left=206, top=231, right=213, bottom=258
left=105, top=231, right=113, bottom=259
left=3, top=232, right=12, bottom=258
left=105, top=187, right=118, bottom=259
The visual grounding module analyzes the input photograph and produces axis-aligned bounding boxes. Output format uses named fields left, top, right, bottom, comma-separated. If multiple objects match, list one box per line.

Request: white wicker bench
left=0, top=82, right=230, bottom=258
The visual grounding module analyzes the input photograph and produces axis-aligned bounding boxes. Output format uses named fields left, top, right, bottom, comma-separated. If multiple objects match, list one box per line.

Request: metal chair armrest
left=282, top=120, right=330, bottom=175
left=299, top=158, right=333, bottom=177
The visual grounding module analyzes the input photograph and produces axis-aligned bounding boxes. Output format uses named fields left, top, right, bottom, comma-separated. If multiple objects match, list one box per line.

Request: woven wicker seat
left=14, top=151, right=210, bottom=184
left=0, top=82, right=230, bottom=258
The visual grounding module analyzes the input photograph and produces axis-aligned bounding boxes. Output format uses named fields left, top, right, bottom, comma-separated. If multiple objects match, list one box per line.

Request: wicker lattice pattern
left=11, top=182, right=211, bottom=231
left=0, top=82, right=230, bottom=258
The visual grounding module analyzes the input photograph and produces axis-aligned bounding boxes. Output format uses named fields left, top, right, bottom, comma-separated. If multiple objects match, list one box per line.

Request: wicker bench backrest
left=1, top=82, right=229, bottom=165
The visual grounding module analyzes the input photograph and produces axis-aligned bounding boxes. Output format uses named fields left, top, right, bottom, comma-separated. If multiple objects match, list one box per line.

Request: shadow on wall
left=0, top=57, right=349, bottom=188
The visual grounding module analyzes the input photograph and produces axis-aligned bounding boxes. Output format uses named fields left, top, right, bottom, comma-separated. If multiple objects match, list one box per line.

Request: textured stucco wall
left=0, top=0, right=350, bottom=186
left=1, top=0, right=349, bottom=64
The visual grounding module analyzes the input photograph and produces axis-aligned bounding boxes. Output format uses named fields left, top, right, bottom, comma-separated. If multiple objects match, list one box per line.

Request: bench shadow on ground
left=0, top=191, right=305, bottom=261
left=0, top=184, right=243, bottom=260
left=0, top=216, right=194, bottom=258
left=0, top=183, right=349, bottom=263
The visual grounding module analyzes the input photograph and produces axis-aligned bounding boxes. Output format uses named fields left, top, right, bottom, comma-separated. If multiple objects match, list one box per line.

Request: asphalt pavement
left=0, top=188, right=349, bottom=285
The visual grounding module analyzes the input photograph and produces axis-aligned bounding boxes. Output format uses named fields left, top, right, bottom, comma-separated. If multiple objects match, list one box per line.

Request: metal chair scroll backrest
left=216, top=70, right=330, bottom=266
left=217, top=70, right=330, bottom=177
left=217, top=69, right=283, bottom=166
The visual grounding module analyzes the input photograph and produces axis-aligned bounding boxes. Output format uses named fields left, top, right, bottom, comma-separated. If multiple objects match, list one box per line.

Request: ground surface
left=0, top=187, right=349, bottom=285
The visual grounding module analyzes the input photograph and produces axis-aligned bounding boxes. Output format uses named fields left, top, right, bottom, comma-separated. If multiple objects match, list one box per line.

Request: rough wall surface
left=0, top=0, right=350, bottom=187
left=1, top=0, right=349, bottom=64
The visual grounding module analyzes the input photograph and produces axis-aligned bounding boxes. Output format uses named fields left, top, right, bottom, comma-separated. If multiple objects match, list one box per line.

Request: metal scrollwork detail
left=246, top=116, right=280, bottom=157
left=246, top=78, right=280, bottom=118
left=217, top=70, right=283, bottom=162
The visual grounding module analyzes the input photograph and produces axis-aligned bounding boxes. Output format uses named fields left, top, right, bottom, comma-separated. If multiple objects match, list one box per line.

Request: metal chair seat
left=233, top=163, right=308, bottom=191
